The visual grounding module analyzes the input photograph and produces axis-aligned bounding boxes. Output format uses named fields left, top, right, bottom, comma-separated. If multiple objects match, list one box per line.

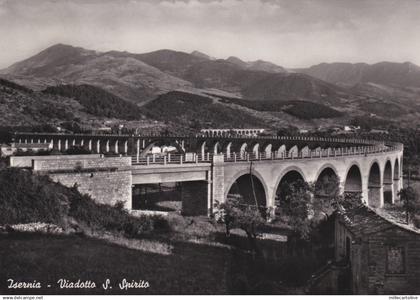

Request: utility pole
left=249, top=160, right=258, bottom=208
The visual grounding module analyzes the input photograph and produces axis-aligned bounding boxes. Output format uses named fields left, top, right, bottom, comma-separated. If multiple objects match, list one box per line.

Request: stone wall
left=9, top=154, right=102, bottom=168
left=364, top=227, right=420, bottom=294
left=336, top=211, right=420, bottom=294
left=49, top=170, right=132, bottom=208
left=30, top=155, right=132, bottom=209
left=33, top=156, right=131, bottom=171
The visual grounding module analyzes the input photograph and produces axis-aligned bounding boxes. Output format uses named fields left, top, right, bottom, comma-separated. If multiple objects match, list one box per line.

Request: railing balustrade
left=130, top=142, right=401, bottom=166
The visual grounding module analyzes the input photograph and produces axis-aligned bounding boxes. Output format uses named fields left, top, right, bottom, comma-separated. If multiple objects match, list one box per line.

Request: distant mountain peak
left=191, top=50, right=211, bottom=60
left=226, top=56, right=247, bottom=67
left=301, top=61, right=420, bottom=87
left=248, top=60, right=287, bottom=73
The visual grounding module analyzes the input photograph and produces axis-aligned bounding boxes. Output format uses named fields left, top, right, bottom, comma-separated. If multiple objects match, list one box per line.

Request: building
left=200, top=128, right=265, bottom=137
left=298, top=129, right=309, bottom=134
left=335, top=206, right=420, bottom=294
left=344, top=126, right=360, bottom=132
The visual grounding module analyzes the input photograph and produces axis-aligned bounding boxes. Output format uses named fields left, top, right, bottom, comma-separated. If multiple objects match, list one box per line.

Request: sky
left=1, top=0, right=420, bottom=69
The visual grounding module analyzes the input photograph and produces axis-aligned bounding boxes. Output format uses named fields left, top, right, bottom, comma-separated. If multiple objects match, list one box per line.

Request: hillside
left=301, top=61, right=420, bottom=88
left=0, top=167, right=166, bottom=238
left=218, top=97, right=344, bottom=119
left=0, top=77, right=80, bottom=127
left=1, top=44, right=344, bottom=105
left=2, top=44, right=420, bottom=131
left=241, top=73, right=343, bottom=103
left=43, top=84, right=144, bottom=120
left=1, top=44, right=192, bottom=102
left=0, top=78, right=169, bottom=133
left=141, top=91, right=269, bottom=130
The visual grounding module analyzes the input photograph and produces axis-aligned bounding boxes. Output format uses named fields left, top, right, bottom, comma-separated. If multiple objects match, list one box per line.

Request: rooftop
left=338, top=205, right=420, bottom=237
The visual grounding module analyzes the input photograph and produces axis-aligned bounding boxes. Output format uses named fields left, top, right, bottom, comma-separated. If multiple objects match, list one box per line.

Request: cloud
left=0, top=0, right=420, bottom=68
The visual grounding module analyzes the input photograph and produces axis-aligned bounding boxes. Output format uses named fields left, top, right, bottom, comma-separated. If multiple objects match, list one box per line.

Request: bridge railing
left=14, top=131, right=403, bottom=149
left=131, top=153, right=214, bottom=165
left=130, top=142, right=401, bottom=166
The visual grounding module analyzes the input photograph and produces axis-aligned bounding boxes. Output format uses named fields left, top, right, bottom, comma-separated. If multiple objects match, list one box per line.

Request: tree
left=398, top=187, right=419, bottom=224
left=278, top=176, right=363, bottom=239
left=277, top=179, right=313, bottom=239
left=215, top=195, right=265, bottom=255
left=313, top=175, right=341, bottom=220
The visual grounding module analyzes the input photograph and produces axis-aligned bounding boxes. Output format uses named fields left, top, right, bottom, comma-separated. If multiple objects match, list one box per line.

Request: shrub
left=0, top=168, right=169, bottom=237
left=0, top=168, right=69, bottom=227
left=43, top=84, right=143, bottom=120
left=413, top=214, right=420, bottom=229
left=68, top=190, right=168, bottom=237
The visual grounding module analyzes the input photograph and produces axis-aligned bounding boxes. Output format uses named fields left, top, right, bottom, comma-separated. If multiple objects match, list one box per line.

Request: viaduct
left=11, top=132, right=404, bottom=217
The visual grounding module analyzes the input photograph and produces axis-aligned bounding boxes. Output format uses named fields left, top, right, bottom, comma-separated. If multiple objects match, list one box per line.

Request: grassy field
left=0, top=233, right=309, bottom=295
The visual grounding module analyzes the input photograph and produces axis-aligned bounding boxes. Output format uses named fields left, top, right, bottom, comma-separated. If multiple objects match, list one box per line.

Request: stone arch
left=383, top=160, right=393, bottom=204
left=313, top=166, right=340, bottom=217
left=141, top=139, right=184, bottom=157
left=213, top=141, right=220, bottom=154
left=225, top=169, right=269, bottom=217
left=274, top=168, right=307, bottom=215
left=288, top=145, right=298, bottom=158
left=368, top=161, right=382, bottom=208
left=263, top=144, right=272, bottom=158
left=393, top=158, right=401, bottom=201
left=300, top=146, right=310, bottom=158
left=223, top=141, right=233, bottom=158
left=315, top=165, right=340, bottom=199
left=276, top=145, right=286, bottom=158
left=239, top=142, right=247, bottom=158
left=200, top=141, right=207, bottom=157
left=344, top=164, right=363, bottom=194
left=394, top=158, right=400, bottom=179
left=252, top=143, right=260, bottom=158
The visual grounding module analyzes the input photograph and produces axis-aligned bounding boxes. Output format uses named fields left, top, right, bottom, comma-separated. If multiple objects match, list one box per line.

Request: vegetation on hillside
left=0, top=78, right=32, bottom=93
left=0, top=168, right=167, bottom=237
left=43, top=84, right=144, bottom=120
left=218, top=96, right=343, bottom=119
left=142, top=91, right=268, bottom=129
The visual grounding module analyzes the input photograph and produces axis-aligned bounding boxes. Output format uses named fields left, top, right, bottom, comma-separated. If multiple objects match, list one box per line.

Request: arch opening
left=264, top=144, right=272, bottom=158
left=239, top=143, right=248, bottom=159
left=394, top=159, right=400, bottom=201
left=313, top=167, right=340, bottom=219
left=383, top=160, right=393, bottom=204
left=344, top=165, right=363, bottom=204
left=368, top=162, right=382, bottom=208
left=274, top=170, right=306, bottom=217
left=226, top=173, right=267, bottom=217
left=394, top=159, right=400, bottom=179
left=315, top=167, right=339, bottom=199
left=141, top=140, right=184, bottom=157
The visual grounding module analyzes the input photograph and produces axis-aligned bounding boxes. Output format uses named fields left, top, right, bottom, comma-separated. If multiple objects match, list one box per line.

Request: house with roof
left=334, top=206, right=420, bottom=294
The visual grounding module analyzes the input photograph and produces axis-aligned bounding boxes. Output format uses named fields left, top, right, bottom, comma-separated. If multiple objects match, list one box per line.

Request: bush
left=0, top=168, right=168, bottom=237
left=0, top=168, right=69, bottom=227
left=68, top=189, right=168, bottom=237
left=43, top=84, right=143, bottom=120
left=413, top=214, right=420, bottom=229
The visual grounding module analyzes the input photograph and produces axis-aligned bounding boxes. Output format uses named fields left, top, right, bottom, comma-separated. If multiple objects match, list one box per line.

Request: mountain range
left=1, top=43, right=420, bottom=131
left=298, top=61, right=420, bottom=88
left=0, top=44, right=342, bottom=103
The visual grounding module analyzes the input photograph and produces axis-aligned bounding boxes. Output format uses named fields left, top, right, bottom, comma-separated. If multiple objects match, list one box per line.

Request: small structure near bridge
left=335, top=206, right=420, bottom=294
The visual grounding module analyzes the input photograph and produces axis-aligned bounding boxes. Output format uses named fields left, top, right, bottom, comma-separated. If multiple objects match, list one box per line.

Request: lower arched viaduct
left=12, top=133, right=404, bottom=217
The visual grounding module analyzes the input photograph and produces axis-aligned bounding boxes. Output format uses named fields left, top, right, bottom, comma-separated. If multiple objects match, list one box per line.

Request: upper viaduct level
left=11, top=132, right=404, bottom=217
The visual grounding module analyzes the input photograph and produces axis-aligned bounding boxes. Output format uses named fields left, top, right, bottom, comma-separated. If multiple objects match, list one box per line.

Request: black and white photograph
left=0, top=0, right=420, bottom=296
